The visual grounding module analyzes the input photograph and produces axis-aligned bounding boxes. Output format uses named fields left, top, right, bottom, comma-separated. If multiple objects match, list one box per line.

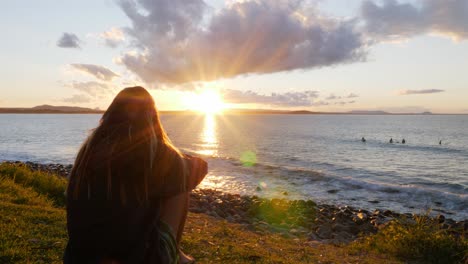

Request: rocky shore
left=3, top=160, right=467, bottom=244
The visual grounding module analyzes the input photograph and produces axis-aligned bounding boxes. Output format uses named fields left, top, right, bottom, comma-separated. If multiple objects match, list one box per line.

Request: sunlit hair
left=68, top=86, right=187, bottom=204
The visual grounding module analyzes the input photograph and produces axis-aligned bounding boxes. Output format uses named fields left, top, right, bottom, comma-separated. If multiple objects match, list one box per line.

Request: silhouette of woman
left=64, top=87, right=206, bottom=264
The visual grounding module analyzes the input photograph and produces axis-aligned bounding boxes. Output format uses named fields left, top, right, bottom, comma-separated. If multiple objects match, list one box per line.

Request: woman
left=64, top=86, right=207, bottom=264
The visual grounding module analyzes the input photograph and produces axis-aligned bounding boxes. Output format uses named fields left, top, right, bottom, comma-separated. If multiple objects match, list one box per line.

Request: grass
left=0, top=163, right=67, bottom=207
left=352, top=215, right=468, bottom=263
left=0, top=165, right=67, bottom=263
left=181, top=214, right=401, bottom=264
left=0, top=163, right=466, bottom=263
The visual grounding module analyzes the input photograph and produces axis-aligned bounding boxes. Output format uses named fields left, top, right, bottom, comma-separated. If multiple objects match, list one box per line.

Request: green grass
left=0, top=163, right=67, bottom=207
left=0, top=201, right=67, bottom=263
left=0, top=164, right=67, bottom=263
left=352, top=214, right=468, bottom=263
left=180, top=213, right=401, bottom=264
left=1, top=163, right=465, bottom=263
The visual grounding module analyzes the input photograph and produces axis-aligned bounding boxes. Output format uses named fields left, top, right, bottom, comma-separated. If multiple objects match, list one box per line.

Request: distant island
left=0, top=105, right=453, bottom=115
left=222, top=109, right=437, bottom=115
left=0, top=105, right=104, bottom=114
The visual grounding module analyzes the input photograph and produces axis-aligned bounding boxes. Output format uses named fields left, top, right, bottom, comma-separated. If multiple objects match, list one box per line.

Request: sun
left=189, top=89, right=226, bottom=114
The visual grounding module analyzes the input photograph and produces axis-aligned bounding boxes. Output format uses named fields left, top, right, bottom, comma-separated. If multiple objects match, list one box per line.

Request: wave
left=184, top=149, right=467, bottom=199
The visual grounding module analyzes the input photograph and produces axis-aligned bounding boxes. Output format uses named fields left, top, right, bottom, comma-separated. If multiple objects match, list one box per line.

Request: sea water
left=0, top=113, right=467, bottom=219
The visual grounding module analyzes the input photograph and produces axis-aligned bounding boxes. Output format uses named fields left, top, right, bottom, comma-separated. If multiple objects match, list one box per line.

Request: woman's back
left=64, top=87, right=207, bottom=264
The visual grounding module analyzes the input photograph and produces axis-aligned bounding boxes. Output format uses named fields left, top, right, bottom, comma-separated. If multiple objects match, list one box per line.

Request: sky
left=0, top=0, right=467, bottom=113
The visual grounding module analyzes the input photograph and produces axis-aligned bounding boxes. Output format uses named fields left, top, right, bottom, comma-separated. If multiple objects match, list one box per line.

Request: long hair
left=68, top=86, right=187, bottom=204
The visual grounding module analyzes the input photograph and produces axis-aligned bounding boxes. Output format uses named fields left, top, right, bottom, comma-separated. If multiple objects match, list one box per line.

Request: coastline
left=3, top=160, right=466, bottom=245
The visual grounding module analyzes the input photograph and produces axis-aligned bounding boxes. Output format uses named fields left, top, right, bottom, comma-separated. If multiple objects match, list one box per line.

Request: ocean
left=1, top=113, right=467, bottom=220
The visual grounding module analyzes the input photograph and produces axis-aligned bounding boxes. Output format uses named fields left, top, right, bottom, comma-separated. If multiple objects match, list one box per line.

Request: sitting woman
left=64, top=86, right=207, bottom=264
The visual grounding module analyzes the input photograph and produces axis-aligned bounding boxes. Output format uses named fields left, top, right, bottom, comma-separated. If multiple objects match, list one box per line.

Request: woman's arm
left=184, top=154, right=208, bottom=191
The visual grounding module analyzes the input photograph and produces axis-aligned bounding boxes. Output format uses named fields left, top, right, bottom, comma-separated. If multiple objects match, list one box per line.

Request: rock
left=383, top=210, right=393, bottom=217
left=360, top=222, right=377, bottom=234
left=333, top=231, right=354, bottom=243
left=445, top=218, right=456, bottom=226
left=316, top=225, right=333, bottom=239
left=332, top=223, right=350, bottom=233
left=308, top=232, right=320, bottom=241
left=208, top=210, right=220, bottom=218
left=437, top=214, right=445, bottom=224
left=190, top=208, right=205, bottom=214
left=370, top=218, right=381, bottom=227
left=356, top=212, right=368, bottom=221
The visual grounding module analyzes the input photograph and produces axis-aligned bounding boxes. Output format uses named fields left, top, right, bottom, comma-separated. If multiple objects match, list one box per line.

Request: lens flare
left=240, top=151, right=257, bottom=167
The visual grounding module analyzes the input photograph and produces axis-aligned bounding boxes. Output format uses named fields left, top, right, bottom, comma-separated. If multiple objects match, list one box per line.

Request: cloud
left=398, top=89, right=445, bottom=95
left=70, top=64, right=119, bottom=81
left=57, top=32, right=82, bottom=48
left=62, top=94, right=91, bottom=104
left=334, top=100, right=356, bottom=105
left=222, top=89, right=319, bottom=107
left=325, top=94, right=342, bottom=100
left=361, top=0, right=468, bottom=40
left=313, top=100, right=330, bottom=106
left=101, top=27, right=125, bottom=48
left=66, top=81, right=113, bottom=98
left=325, top=93, right=358, bottom=100
left=117, top=0, right=367, bottom=84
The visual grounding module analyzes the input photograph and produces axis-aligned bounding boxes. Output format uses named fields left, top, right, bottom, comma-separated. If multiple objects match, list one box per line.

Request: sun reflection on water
left=196, top=114, right=218, bottom=157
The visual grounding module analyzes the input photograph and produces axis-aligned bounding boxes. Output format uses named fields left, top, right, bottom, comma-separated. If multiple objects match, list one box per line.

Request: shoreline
left=3, top=160, right=467, bottom=244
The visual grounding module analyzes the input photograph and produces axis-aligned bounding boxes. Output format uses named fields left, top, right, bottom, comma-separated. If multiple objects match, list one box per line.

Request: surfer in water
left=389, top=138, right=393, bottom=144
left=402, top=139, right=406, bottom=144
left=362, top=137, right=366, bottom=142
left=439, top=140, right=442, bottom=145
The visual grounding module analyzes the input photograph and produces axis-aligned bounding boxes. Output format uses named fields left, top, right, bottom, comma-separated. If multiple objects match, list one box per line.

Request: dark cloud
left=70, top=64, right=119, bottom=81
left=117, top=0, right=367, bottom=84
left=361, top=0, right=468, bottom=40
left=57, top=33, right=82, bottom=49
left=222, top=89, right=319, bottom=107
left=399, top=89, right=445, bottom=95
left=62, top=94, right=91, bottom=104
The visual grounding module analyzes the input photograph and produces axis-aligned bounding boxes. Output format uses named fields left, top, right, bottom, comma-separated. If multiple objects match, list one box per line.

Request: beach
left=5, top=160, right=466, bottom=245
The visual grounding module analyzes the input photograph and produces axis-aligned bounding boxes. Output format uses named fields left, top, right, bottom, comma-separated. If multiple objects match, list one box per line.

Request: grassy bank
left=0, top=163, right=466, bottom=263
